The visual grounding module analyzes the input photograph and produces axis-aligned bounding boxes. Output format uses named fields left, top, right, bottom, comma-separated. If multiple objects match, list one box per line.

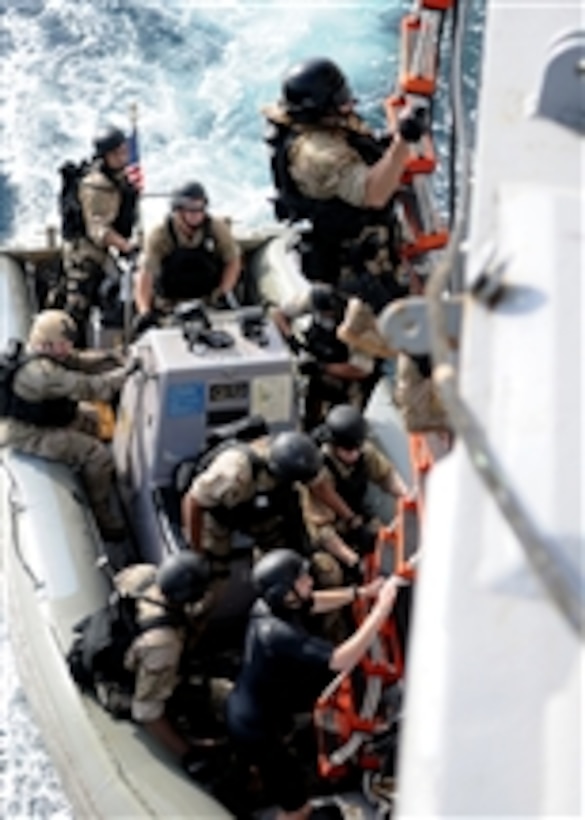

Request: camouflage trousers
left=5, top=406, right=116, bottom=514
left=61, top=241, right=116, bottom=338
left=393, top=352, right=451, bottom=433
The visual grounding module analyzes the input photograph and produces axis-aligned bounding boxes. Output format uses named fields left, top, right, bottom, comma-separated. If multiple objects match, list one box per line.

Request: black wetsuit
left=226, top=599, right=334, bottom=811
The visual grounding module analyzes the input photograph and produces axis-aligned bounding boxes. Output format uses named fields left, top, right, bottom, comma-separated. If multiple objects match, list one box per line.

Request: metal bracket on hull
left=531, top=29, right=585, bottom=134
left=376, top=294, right=462, bottom=356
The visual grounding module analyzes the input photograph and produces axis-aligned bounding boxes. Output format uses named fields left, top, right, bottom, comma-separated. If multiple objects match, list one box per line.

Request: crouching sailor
left=114, top=552, right=213, bottom=775
left=0, top=309, right=135, bottom=541
left=226, top=548, right=402, bottom=820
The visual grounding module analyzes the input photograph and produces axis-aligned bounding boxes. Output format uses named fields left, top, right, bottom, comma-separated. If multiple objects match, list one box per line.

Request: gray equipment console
left=113, top=309, right=296, bottom=490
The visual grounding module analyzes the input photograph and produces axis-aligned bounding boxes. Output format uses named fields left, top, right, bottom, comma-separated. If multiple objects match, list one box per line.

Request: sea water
left=0, top=1, right=485, bottom=815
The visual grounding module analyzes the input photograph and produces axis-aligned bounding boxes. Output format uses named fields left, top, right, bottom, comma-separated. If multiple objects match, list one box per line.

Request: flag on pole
left=125, top=123, right=144, bottom=193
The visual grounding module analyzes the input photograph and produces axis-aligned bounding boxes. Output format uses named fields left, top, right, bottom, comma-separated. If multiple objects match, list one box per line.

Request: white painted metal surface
left=397, top=1, right=584, bottom=817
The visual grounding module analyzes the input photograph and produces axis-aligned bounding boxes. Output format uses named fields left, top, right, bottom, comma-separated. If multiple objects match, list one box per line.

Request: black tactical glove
left=131, top=310, right=159, bottom=339
left=398, top=106, right=429, bottom=143
left=344, top=561, right=365, bottom=585
left=286, top=334, right=305, bottom=356
left=346, top=522, right=377, bottom=555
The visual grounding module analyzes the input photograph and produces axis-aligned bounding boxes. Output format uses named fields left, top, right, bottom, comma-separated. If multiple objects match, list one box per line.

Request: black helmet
left=325, top=404, right=367, bottom=450
left=282, top=57, right=353, bottom=119
left=93, top=125, right=127, bottom=158
left=171, top=181, right=208, bottom=211
left=268, top=431, right=323, bottom=483
left=310, top=283, right=346, bottom=316
left=252, top=548, right=308, bottom=611
left=156, top=551, right=211, bottom=605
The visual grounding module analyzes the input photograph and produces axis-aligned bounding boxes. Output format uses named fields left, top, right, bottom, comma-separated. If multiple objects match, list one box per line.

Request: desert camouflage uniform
left=115, top=564, right=186, bottom=724
left=1, top=349, right=126, bottom=531
left=142, top=213, right=241, bottom=314
left=277, top=289, right=376, bottom=418
left=393, top=352, right=451, bottom=433
left=187, top=437, right=342, bottom=592
left=302, top=439, right=401, bottom=548
left=281, top=110, right=406, bottom=359
left=62, top=164, right=130, bottom=331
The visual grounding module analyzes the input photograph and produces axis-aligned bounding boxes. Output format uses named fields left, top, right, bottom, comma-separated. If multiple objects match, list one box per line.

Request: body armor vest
left=101, top=163, right=139, bottom=239
left=324, top=450, right=369, bottom=512
left=303, top=315, right=349, bottom=364
left=267, top=118, right=391, bottom=233
left=156, top=216, right=224, bottom=301
left=208, top=445, right=308, bottom=552
left=5, top=355, right=77, bottom=427
left=9, top=394, right=77, bottom=427
left=266, top=116, right=406, bottom=306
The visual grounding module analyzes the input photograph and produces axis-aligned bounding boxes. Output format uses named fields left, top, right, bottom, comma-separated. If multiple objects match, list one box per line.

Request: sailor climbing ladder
left=312, top=0, right=457, bottom=802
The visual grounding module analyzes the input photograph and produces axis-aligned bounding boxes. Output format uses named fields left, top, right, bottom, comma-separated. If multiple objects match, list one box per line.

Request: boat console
left=112, top=302, right=296, bottom=563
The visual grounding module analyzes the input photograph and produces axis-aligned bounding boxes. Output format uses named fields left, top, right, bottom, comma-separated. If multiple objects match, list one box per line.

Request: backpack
left=0, top=339, right=26, bottom=418
left=59, top=159, right=91, bottom=241
left=173, top=414, right=270, bottom=497
left=66, top=589, right=179, bottom=719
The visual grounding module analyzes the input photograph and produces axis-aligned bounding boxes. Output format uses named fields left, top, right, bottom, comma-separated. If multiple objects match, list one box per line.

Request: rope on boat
left=0, top=455, right=43, bottom=590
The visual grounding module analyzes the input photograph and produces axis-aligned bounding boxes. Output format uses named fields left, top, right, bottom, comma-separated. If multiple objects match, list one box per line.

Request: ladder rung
left=400, top=12, right=441, bottom=96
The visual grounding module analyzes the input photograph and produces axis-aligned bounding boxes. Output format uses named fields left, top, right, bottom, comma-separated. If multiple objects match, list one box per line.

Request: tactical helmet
left=325, top=404, right=367, bottom=450
left=282, top=57, right=353, bottom=118
left=93, top=125, right=127, bottom=158
left=29, top=310, right=77, bottom=347
left=171, top=181, right=209, bottom=211
left=310, top=283, right=346, bottom=316
left=268, top=430, right=323, bottom=483
left=156, top=551, right=211, bottom=605
left=252, top=548, right=309, bottom=611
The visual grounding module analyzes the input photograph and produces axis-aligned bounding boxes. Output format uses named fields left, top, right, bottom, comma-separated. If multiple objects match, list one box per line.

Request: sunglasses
left=182, top=205, right=206, bottom=214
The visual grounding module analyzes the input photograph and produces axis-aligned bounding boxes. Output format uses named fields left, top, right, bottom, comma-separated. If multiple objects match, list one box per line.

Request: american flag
left=125, top=124, right=144, bottom=193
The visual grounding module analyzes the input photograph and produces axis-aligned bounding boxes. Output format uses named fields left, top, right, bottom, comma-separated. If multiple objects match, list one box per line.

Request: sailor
left=271, top=282, right=379, bottom=430
left=0, top=310, right=134, bottom=541
left=132, top=181, right=241, bottom=335
left=114, top=551, right=216, bottom=776
left=263, top=57, right=427, bottom=359
left=226, top=548, right=403, bottom=820
left=62, top=125, right=140, bottom=344
left=303, top=405, right=409, bottom=579
left=181, top=429, right=346, bottom=612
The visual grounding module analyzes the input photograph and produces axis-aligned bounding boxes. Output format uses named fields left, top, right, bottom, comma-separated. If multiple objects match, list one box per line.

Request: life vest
left=1, top=347, right=77, bottom=427
left=155, top=216, right=224, bottom=301
left=323, top=449, right=370, bottom=512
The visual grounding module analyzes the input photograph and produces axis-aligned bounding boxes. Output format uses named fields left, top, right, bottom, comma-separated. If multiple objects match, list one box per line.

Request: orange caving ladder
left=312, top=0, right=456, bottom=787
left=314, top=562, right=412, bottom=783
left=314, top=524, right=416, bottom=782
left=387, top=0, right=454, bottom=261
left=389, top=0, right=456, bottom=530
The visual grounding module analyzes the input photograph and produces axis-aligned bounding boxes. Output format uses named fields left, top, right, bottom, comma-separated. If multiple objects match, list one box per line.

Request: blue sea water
left=0, top=0, right=485, bottom=816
